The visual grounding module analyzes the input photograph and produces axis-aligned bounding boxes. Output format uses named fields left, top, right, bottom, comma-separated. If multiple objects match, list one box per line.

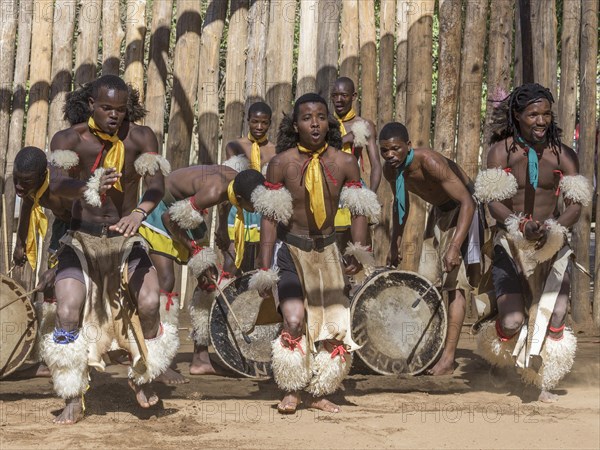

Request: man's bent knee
left=500, top=313, right=525, bottom=336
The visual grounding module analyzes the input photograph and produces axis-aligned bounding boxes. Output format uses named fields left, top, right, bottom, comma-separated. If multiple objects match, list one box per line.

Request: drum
left=0, top=274, right=38, bottom=377
left=350, top=268, right=447, bottom=375
left=209, top=271, right=283, bottom=379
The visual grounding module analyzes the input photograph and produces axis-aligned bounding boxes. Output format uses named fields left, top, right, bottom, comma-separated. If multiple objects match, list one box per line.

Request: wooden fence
left=0, top=0, right=598, bottom=328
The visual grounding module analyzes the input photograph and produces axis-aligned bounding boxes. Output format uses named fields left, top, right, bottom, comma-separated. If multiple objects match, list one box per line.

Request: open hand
left=109, top=210, right=144, bottom=237
left=99, top=168, right=121, bottom=195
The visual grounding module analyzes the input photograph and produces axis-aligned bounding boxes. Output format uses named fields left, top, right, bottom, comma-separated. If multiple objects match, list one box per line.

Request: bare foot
left=189, top=349, right=219, bottom=375
left=155, top=367, right=189, bottom=385
left=54, top=397, right=84, bottom=425
left=538, top=390, right=559, bottom=403
left=128, top=379, right=159, bottom=408
left=307, top=396, right=341, bottom=413
left=426, top=355, right=455, bottom=376
left=277, top=392, right=301, bottom=414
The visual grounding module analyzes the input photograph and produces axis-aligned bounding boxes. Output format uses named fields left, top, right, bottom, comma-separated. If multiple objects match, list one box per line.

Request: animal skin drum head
left=209, top=271, right=282, bottom=379
left=0, top=274, right=38, bottom=377
left=351, top=268, right=447, bottom=375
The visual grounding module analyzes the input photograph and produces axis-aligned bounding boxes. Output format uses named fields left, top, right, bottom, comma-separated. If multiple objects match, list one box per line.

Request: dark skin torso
left=166, top=165, right=237, bottom=206
left=225, top=137, right=276, bottom=167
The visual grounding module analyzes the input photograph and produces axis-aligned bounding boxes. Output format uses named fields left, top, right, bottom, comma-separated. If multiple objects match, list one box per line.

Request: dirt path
left=1, top=330, right=598, bottom=449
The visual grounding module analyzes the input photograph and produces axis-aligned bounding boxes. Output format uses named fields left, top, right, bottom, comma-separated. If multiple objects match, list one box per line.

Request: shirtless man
left=139, top=162, right=265, bottom=376
left=475, top=83, right=589, bottom=402
left=250, top=93, right=380, bottom=413
left=11, top=146, right=74, bottom=377
left=223, top=102, right=276, bottom=273
left=44, top=75, right=176, bottom=424
left=380, top=122, right=482, bottom=376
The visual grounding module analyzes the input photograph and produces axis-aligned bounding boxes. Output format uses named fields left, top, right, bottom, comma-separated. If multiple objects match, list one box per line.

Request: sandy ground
left=1, top=325, right=599, bottom=450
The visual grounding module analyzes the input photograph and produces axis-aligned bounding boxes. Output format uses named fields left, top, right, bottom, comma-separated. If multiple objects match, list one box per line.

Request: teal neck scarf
left=395, top=148, right=415, bottom=225
left=517, top=136, right=539, bottom=189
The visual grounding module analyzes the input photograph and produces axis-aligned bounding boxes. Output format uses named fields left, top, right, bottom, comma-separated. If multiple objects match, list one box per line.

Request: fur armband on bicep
left=188, top=247, right=218, bottom=278
left=48, top=150, right=79, bottom=170
left=251, top=184, right=293, bottom=224
left=134, top=153, right=171, bottom=177
left=339, top=184, right=381, bottom=224
left=84, top=168, right=104, bottom=207
left=248, top=268, right=279, bottom=292
left=352, top=120, right=370, bottom=148
left=474, top=168, right=518, bottom=202
left=221, top=154, right=250, bottom=172
left=168, top=198, right=205, bottom=229
left=559, top=175, right=592, bottom=206
left=344, top=243, right=375, bottom=267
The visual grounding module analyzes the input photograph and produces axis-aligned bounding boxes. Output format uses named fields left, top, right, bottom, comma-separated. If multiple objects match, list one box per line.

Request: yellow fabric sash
left=248, top=133, right=268, bottom=172
left=26, top=170, right=50, bottom=269
left=227, top=181, right=245, bottom=268
left=335, top=108, right=356, bottom=154
left=298, top=144, right=328, bottom=229
left=88, top=116, right=125, bottom=191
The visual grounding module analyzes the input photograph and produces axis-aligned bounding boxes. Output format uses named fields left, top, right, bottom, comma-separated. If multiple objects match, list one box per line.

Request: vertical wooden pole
left=358, top=0, right=376, bottom=121
left=315, top=0, right=340, bottom=100
left=166, top=0, right=202, bottom=170
left=265, top=0, right=295, bottom=141
left=102, top=0, right=125, bottom=76
left=296, top=0, right=319, bottom=97
left=433, top=0, right=462, bottom=159
left=74, top=0, right=102, bottom=86
left=400, top=0, right=435, bottom=272
left=124, top=0, right=147, bottom=102
left=197, top=0, right=227, bottom=164
left=456, top=0, right=489, bottom=180
left=575, top=0, right=598, bottom=327
left=244, top=0, right=270, bottom=117
left=222, top=0, right=249, bottom=158
left=517, top=0, right=533, bottom=84
left=0, top=0, right=17, bottom=187
left=394, top=0, right=409, bottom=123
left=557, top=0, right=581, bottom=147
left=482, top=0, right=513, bottom=157
left=145, top=0, right=174, bottom=148
left=339, top=0, right=359, bottom=83
left=530, top=0, right=557, bottom=95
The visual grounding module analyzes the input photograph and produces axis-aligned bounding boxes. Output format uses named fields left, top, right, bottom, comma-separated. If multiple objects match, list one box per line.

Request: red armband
left=264, top=181, right=284, bottom=190
left=188, top=197, right=208, bottom=215
left=344, top=181, right=363, bottom=188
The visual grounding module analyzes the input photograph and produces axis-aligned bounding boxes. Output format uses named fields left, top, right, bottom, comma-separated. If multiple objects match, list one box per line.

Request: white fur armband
left=188, top=247, right=218, bottom=278
left=344, top=242, right=375, bottom=267
left=352, top=120, right=370, bottom=148
left=222, top=154, right=250, bottom=172
left=84, top=168, right=104, bottom=207
left=505, top=214, right=567, bottom=263
left=248, top=268, right=279, bottom=292
left=168, top=199, right=205, bottom=229
left=339, top=185, right=381, bottom=224
left=251, top=184, right=293, bottom=224
left=134, top=153, right=171, bottom=177
left=48, top=149, right=79, bottom=170
left=560, top=175, right=592, bottom=206
left=474, top=168, right=518, bottom=202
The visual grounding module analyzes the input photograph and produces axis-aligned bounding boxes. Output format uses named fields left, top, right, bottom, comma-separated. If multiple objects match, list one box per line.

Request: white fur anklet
left=159, top=291, right=180, bottom=327
left=42, top=331, right=89, bottom=399
left=129, top=322, right=179, bottom=385
left=188, top=287, right=215, bottom=347
left=305, top=345, right=352, bottom=397
left=271, top=334, right=311, bottom=392
left=475, top=321, right=517, bottom=368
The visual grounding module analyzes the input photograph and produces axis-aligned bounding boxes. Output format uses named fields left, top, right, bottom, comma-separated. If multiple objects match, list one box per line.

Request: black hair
left=379, top=122, right=410, bottom=143
left=233, top=169, right=266, bottom=203
left=276, top=93, right=342, bottom=153
left=248, top=102, right=272, bottom=118
left=333, top=76, right=356, bottom=93
left=63, top=77, right=147, bottom=125
left=14, top=147, right=47, bottom=177
left=489, top=83, right=562, bottom=150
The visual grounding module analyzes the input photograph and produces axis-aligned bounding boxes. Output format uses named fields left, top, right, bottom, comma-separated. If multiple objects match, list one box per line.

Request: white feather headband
left=474, top=168, right=518, bottom=203
left=134, top=153, right=171, bottom=177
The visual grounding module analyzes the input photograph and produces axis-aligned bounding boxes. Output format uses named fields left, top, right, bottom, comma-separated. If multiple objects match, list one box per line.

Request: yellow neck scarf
left=298, top=144, right=329, bottom=229
left=227, top=181, right=245, bottom=268
left=248, top=133, right=268, bottom=172
left=335, top=108, right=356, bottom=154
left=88, top=116, right=125, bottom=191
left=26, top=170, right=50, bottom=269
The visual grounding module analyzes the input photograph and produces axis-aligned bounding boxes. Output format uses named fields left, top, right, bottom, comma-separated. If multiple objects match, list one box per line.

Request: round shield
left=350, top=268, right=447, bottom=375
left=209, top=271, right=282, bottom=379
left=0, top=274, right=38, bottom=377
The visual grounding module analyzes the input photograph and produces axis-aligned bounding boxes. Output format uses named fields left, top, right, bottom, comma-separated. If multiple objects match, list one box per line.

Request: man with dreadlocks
left=474, top=83, right=591, bottom=402
left=138, top=161, right=265, bottom=377
left=250, top=93, right=380, bottom=414
left=45, top=75, right=176, bottom=424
